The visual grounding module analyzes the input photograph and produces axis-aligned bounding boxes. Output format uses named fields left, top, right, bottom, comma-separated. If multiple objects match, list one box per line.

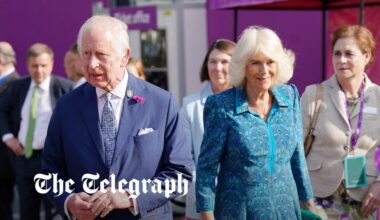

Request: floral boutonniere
left=375, top=146, right=380, bottom=172
left=126, top=89, right=144, bottom=103
left=132, top=95, right=144, bottom=103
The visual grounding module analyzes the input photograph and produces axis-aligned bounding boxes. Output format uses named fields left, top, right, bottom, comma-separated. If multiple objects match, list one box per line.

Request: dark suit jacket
left=41, top=73, right=193, bottom=220
left=0, top=75, right=73, bottom=147
left=0, top=71, right=19, bottom=94
left=0, top=71, right=19, bottom=178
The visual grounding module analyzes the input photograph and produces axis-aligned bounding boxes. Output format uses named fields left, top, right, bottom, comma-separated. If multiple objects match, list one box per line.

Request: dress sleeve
left=196, top=95, right=227, bottom=212
left=290, top=84, right=314, bottom=201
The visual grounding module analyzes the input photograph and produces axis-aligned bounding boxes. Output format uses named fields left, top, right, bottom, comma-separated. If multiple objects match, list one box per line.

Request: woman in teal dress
left=196, top=26, right=315, bottom=220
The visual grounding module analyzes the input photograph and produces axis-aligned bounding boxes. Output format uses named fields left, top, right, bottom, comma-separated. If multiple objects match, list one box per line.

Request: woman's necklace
left=250, top=94, right=273, bottom=119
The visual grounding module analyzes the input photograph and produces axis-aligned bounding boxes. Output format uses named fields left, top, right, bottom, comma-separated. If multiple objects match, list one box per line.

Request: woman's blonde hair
left=230, top=26, right=295, bottom=88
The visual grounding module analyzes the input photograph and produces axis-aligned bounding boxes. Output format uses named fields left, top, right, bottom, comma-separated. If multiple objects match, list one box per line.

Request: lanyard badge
left=342, top=80, right=367, bottom=189
left=344, top=155, right=367, bottom=188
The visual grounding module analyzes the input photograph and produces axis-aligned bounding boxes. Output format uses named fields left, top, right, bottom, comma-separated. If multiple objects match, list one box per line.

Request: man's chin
left=88, top=81, right=106, bottom=88
left=32, top=78, right=44, bottom=84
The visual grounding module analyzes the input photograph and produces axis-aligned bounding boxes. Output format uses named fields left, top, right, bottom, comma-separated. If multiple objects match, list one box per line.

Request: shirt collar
left=31, top=75, right=51, bottom=92
left=0, top=67, right=15, bottom=80
left=234, top=86, right=289, bottom=114
left=96, top=70, right=129, bottom=99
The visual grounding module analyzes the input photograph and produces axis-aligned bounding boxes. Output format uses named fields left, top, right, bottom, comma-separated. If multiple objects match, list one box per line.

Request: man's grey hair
left=77, top=15, right=130, bottom=57
left=0, top=41, right=16, bottom=65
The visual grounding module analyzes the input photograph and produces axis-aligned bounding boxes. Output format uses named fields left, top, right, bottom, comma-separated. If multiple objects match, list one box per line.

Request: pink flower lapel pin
left=126, top=89, right=144, bottom=103
left=132, top=95, right=144, bottom=103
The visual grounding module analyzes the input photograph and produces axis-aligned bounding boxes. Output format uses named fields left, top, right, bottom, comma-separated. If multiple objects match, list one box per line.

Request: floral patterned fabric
left=314, top=184, right=377, bottom=220
left=196, top=84, right=314, bottom=220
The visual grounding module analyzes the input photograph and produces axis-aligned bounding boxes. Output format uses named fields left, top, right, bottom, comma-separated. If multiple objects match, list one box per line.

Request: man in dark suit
left=0, top=41, right=19, bottom=220
left=41, top=15, right=192, bottom=220
left=0, top=43, right=72, bottom=220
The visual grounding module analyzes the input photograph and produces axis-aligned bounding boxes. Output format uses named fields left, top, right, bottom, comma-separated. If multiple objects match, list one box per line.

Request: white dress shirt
left=17, top=76, right=53, bottom=150
left=1, top=76, right=53, bottom=149
left=95, top=72, right=128, bottom=130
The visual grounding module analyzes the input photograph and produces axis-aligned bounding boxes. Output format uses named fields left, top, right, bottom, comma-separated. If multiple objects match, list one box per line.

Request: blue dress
left=196, top=84, right=313, bottom=220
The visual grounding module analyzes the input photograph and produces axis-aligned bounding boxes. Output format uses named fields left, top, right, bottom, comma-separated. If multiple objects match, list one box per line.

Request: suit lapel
left=80, top=84, right=106, bottom=166
left=351, top=76, right=375, bottom=118
left=18, top=78, right=31, bottom=108
left=113, top=74, right=145, bottom=169
left=327, top=76, right=350, bottom=128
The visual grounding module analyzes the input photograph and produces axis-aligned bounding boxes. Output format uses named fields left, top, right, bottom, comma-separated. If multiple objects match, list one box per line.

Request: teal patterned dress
left=196, top=84, right=313, bottom=220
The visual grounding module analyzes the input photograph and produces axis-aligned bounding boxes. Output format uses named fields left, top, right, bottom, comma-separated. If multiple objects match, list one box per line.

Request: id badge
left=344, top=155, right=367, bottom=189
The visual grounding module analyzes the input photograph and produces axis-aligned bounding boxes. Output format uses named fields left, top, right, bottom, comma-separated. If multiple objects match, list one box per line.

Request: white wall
left=157, top=8, right=181, bottom=103
left=128, top=30, right=141, bottom=59
left=127, top=3, right=207, bottom=104
left=183, top=7, right=207, bottom=98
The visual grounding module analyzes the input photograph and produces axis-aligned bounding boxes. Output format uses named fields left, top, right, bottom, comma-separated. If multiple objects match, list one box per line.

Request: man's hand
left=5, top=138, right=23, bottom=156
left=67, top=192, right=96, bottom=220
left=89, top=188, right=133, bottom=218
left=361, top=181, right=380, bottom=216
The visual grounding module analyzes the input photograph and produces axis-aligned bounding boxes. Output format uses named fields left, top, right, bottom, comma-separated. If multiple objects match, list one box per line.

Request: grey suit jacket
left=301, top=74, right=380, bottom=201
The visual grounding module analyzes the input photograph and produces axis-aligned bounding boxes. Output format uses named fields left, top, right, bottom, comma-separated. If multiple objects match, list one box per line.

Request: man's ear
left=121, top=48, right=131, bottom=67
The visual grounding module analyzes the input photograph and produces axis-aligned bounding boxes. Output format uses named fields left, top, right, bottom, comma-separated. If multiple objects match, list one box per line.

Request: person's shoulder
left=273, top=84, right=302, bottom=107
left=52, top=75, right=73, bottom=88
left=8, top=71, right=19, bottom=80
left=215, top=87, right=235, bottom=99
left=275, top=84, right=299, bottom=97
left=138, top=79, right=171, bottom=100
left=54, top=82, right=89, bottom=106
left=302, top=80, right=328, bottom=100
left=182, top=91, right=201, bottom=108
left=182, top=84, right=211, bottom=106
left=0, top=76, right=28, bottom=97
left=206, top=87, right=235, bottom=108
left=367, top=79, right=380, bottom=97
left=11, top=76, right=31, bottom=87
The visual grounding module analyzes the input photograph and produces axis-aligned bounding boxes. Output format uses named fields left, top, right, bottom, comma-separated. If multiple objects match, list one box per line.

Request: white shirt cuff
left=2, top=133, right=14, bottom=143
left=64, top=194, right=76, bottom=220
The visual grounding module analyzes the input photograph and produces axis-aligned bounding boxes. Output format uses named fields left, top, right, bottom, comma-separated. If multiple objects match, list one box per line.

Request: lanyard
left=343, top=83, right=365, bottom=151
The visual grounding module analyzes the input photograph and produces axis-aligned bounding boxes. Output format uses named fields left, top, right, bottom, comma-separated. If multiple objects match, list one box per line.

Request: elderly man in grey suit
left=0, top=41, right=19, bottom=220
left=0, top=43, right=73, bottom=220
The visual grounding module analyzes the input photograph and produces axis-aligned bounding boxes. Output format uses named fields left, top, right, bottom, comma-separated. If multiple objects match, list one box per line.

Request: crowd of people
left=0, top=14, right=379, bottom=220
